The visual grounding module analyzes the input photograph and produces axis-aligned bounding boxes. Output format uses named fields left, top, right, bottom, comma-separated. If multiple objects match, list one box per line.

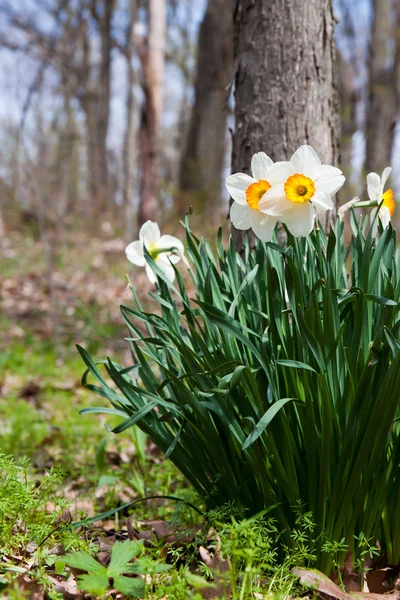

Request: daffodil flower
left=259, top=145, right=345, bottom=237
left=125, top=221, right=187, bottom=284
left=367, top=167, right=395, bottom=234
left=225, top=152, right=292, bottom=241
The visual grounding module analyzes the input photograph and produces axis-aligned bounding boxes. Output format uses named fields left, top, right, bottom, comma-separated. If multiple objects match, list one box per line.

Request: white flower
left=367, top=167, right=395, bottom=234
left=259, top=145, right=345, bottom=237
left=225, top=152, right=292, bottom=242
left=125, top=221, right=186, bottom=284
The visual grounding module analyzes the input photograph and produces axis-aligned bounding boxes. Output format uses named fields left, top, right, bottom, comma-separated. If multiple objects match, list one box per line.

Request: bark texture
left=232, top=0, right=339, bottom=245
left=179, top=0, right=233, bottom=220
left=138, top=0, right=166, bottom=227
left=365, top=0, right=400, bottom=175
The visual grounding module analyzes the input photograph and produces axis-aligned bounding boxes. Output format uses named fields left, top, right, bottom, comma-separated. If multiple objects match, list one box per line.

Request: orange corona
left=245, top=180, right=271, bottom=210
left=284, top=174, right=316, bottom=204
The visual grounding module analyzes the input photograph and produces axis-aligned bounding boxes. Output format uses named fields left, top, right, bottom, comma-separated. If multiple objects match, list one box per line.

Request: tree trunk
left=0, top=200, right=5, bottom=245
left=338, top=54, right=358, bottom=200
left=365, top=0, right=399, bottom=175
left=80, top=19, right=98, bottom=215
left=232, top=0, right=339, bottom=247
left=79, top=1, right=115, bottom=216
left=179, top=0, right=233, bottom=221
left=137, top=0, right=166, bottom=227
left=95, top=0, right=115, bottom=213
left=123, top=0, right=138, bottom=240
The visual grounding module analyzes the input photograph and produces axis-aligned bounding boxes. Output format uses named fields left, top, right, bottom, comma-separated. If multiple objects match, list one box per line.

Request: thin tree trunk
left=365, top=0, right=399, bottom=175
left=0, top=201, right=5, bottom=245
left=79, top=2, right=115, bottom=215
left=338, top=55, right=357, bottom=199
left=179, top=0, right=233, bottom=221
left=137, top=0, right=166, bottom=227
left=123, top=0, right=138, bottom=240
left=232, top=0, right=339, bottom=248
left=95, top=0, right=115, bottom=213
left=80, top=20, right=98, bottom=214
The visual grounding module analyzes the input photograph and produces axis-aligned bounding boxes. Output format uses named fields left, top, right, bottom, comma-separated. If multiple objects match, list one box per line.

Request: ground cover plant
left=80, top=148, right=400, bottom=577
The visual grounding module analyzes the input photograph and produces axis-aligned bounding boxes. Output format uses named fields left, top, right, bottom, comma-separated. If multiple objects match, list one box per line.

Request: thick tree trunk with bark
left=179, top=0, right=233, bottom=220
left=232, top=0, right=339, bottom=246
left=365, top=0, right=399, bottom=175
left=137, top=0, right=166, bottom=227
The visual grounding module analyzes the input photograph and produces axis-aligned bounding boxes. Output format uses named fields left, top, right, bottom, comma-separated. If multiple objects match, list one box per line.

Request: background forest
left=1, top=1, right=400, bottom=598
left=0, top=0, right=399, bottom=240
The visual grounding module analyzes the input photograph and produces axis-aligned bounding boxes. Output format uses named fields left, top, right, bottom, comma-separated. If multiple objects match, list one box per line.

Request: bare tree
left=231, top=0, right=339, bottom=246
left=365, top=0, right=400, bottom=175
left=179, top=0, right=233, bottom=220
left=0, top=0, right=116, bottom=216
left=338, top=56, right=358, bottom=198
left=137, top=0, right=166, bottom=227
left=122, top=0, right=138, bottom=239
left=78, top=0, right=116, bottom=214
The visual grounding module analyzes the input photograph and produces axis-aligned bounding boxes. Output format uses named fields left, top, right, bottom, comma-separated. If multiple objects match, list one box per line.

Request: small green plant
left=80, top=210, right=400, bottom=574
left=63, top=539, right=170, bottom=598
left=0, top=453, right=67, bottom=549
left=353, top=532, right=381, bottom=572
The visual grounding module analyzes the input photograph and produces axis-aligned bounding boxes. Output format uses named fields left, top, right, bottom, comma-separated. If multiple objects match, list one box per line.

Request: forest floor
left=1, top=224, right=217, bottom=599
left=3, top=222, right=400, bottom=600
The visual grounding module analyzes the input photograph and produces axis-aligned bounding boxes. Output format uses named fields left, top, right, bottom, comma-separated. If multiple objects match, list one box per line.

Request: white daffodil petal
left=282, top=203, right=315, bottom=237
left=338, top=197, right=359, bottom=222
left=379, top=206, right=391, bottom=229
left=290, top=145, right=321, bottom=177
left=315, top=174, right=345, bottom=197
left=230, top=201, right=252, bottom=230
left=145, top=263, right=157, bottom=284
left=381, top=166, right=392, bottom=192
left=259, top=184, right=292, bottom=216
left=251, top=152, right=273, bottom=180
left=249, top=211, right=277, bottom=242
left=157, top=235, right=187, bottom=266
left=370, top=208, right=379, bottom=238
left=316, top=165, right=343, bottom=178
left=311, top=191, right=334, bottom=215
left=157, top=234, right=184, bottom=254
left=265, top=161, right=293, bottom=185
left=139, top=221, right=161, bottom=247
left=367, top=172, right=381, bottom=201
left=125, top=240, right=146, bottom=266
left=155, top=258, right=176, bottom=282
left=225, top=173, right=254, bottom=205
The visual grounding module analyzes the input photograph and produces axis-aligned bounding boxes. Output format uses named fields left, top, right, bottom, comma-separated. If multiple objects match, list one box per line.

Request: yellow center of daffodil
left=147, top=242, right=158, bottom=259
left=382, top=189, right=395, bottom=216
left=284, top=174, right=316, bottom=204
left=246, top=179, right=271, bottom=210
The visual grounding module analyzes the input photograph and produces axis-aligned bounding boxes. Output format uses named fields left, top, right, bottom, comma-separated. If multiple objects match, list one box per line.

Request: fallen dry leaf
left=198, top=534, right=231, bottom=600
left=292, top=567, right=400, bottom=600
left=127, top=518, right=202, bottom=548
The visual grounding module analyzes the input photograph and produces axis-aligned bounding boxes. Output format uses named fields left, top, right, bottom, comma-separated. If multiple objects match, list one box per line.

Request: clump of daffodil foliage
left=79, top=146, right=400, bottom=574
